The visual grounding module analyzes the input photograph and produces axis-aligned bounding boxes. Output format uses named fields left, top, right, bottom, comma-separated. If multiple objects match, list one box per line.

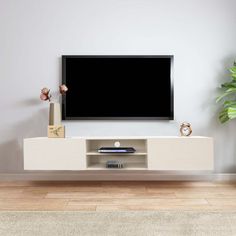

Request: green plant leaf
left=216, top=88, right=236, bottom=103
left=228, top=107, right=236, bottom=120
left=226, top=88, right=236, bottom=93
left=221, top=82, right=236, bottom=89
left=230, top=66, right=236, bottom=74
left=219, top=109, right=229, bottom=123
left=223, top=101, right=236, bottom=108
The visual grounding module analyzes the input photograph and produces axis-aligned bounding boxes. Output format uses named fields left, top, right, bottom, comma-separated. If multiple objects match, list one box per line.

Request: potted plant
left=216, top=62, right=236, bottom=123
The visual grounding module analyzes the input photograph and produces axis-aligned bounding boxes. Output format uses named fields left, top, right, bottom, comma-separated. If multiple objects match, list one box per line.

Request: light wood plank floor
left=0, top=181, right=236, bottom=211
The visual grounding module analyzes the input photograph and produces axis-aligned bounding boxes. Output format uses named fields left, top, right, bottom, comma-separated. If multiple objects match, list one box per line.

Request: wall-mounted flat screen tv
left=62, top=55, right=174, bottom=120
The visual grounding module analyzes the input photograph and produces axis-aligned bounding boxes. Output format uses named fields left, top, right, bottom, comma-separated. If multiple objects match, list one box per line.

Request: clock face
left=182, top=127, right=190, bottom=135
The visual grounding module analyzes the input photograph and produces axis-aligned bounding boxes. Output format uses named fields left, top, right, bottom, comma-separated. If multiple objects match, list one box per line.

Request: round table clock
left=180, top=122, right=192, bottom=136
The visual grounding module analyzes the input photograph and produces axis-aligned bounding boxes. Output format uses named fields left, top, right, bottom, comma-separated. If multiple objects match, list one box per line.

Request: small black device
left=98, top=147, right=136, bottom=153
left=106, top=160, right=124, bottom=169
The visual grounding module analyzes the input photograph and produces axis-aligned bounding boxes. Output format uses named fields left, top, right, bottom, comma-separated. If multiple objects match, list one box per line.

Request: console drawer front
left=147, top=138, right=213, bottom=170
left=24, top=138, right=86, bottom=170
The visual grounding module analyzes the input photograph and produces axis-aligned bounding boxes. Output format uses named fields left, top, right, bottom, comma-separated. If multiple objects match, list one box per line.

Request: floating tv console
left=24, top=136, right=214, bottom=171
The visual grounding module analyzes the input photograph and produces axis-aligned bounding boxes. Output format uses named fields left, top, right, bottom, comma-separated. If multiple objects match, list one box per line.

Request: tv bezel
left=62, top=55, right=174, bottom=120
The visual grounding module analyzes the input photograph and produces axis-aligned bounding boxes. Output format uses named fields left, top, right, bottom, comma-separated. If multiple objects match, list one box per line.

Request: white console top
left=25, top=136, right=212, bottom=140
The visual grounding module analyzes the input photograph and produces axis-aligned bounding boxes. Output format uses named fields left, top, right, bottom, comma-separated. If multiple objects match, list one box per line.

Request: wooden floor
left=0, top=181, right=236, bottom=211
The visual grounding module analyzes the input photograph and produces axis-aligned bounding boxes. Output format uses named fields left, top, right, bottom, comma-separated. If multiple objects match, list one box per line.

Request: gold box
left=48, top=125, right=65, bottom=138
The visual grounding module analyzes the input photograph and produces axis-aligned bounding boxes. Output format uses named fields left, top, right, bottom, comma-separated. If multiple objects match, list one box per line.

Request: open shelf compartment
left=87, top=155, right=147, bottom=170
left=86, top=139, right=147, bottom=153
left=86, top=139, right=147, bottom=170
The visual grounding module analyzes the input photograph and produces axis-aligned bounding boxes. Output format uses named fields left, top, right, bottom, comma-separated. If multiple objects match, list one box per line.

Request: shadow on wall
left=0, top=107, right=48, bottom=172
left=199, top=55, right=236, bottom=173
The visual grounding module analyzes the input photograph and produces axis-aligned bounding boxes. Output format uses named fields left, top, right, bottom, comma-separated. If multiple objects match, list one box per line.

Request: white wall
left=0, top=0, right=236, bottom=174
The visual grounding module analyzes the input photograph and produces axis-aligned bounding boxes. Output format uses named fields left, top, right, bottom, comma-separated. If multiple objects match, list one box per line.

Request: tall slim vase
left=49, top=102, right=61, bottom=125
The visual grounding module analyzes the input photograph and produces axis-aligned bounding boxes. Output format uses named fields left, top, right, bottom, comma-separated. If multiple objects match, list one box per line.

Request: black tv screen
left=62, top=55, right=173, bottom=120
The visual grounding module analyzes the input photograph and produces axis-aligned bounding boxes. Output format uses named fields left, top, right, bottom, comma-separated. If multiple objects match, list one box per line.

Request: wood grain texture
left=0, top=181, right=236, bottom=211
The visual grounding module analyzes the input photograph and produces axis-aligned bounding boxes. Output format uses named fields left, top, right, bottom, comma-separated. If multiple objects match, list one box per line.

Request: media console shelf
left=24, top=136, right=214, bottom=171
left=86, top=138, right=147, bottom=170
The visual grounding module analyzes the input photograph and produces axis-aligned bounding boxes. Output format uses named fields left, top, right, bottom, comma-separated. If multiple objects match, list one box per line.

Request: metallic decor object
left=180, top=122, right=192, bottom=136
